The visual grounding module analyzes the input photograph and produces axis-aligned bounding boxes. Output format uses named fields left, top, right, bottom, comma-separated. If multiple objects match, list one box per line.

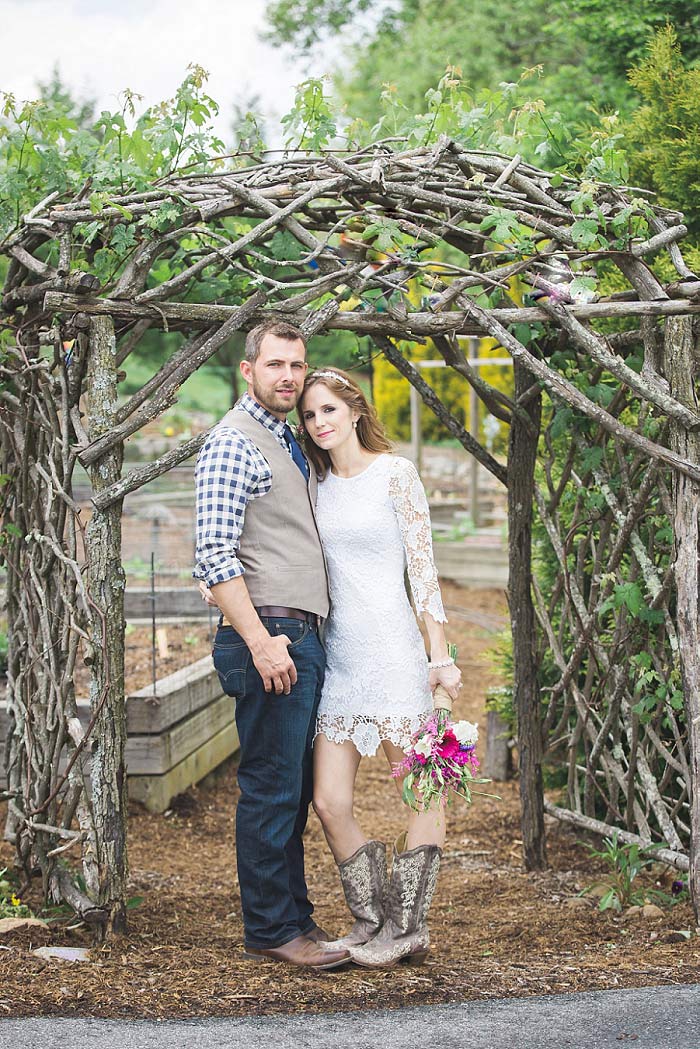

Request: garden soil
left=2, top=583, right=699, bottom=1018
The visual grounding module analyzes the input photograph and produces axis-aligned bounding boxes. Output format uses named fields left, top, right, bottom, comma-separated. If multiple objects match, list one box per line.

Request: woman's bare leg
left=313, top=734, right=366, bottom=862
left=381, top=738, right=446, bottom=850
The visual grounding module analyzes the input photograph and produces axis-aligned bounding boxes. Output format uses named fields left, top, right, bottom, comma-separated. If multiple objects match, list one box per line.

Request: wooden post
left=508, top=361, right=546, bottom=869
left=469, top=338, right=480, bottom=527
left=85, top=315, right=129, bottom=938
left=663, top=316, right=700, bottom=924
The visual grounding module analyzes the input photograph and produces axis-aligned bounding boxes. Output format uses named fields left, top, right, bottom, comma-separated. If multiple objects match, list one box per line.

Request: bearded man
left=194, top=321, right=348, bottom=971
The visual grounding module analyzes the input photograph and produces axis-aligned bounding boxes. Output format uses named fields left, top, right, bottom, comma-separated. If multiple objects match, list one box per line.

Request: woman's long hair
left=298, top=368, right=393, bottom=478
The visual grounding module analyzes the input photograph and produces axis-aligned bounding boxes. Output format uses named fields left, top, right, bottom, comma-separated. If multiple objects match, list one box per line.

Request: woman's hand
left=429, top=662, right=462, bottom=702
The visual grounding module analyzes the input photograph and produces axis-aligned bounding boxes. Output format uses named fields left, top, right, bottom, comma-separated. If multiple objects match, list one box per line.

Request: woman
left=299, top=367, right=462, bottom=969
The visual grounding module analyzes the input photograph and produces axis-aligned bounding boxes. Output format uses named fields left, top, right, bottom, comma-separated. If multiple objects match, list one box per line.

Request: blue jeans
left=212, top=616, right=325, bottom=950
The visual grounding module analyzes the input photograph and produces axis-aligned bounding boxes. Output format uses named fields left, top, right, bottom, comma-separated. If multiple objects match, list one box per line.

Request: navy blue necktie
left=283, top=424, right=310, bottom=482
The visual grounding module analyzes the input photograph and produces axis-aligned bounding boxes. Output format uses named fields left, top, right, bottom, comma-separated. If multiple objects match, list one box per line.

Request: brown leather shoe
left=243, top=934, right=349, bottom=971
left=305, top=924, right=332, bottom=943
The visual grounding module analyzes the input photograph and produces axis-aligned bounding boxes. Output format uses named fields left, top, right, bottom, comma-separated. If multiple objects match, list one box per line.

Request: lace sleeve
left=388, top=457, right=447, bottom=623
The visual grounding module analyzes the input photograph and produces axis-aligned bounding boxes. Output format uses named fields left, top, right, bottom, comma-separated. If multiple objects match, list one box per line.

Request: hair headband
left=310, top=370, right=352, bottom=388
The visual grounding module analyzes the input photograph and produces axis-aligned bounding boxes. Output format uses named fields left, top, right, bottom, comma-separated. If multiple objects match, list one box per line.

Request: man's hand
left=207, top=576, right=298, bottom=695
left=250, top=633, right=297, bottom=695
left=198, top=580, right=219, bottom=607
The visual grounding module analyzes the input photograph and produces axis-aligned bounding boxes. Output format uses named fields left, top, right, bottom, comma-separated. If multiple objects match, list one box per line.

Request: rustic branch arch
left=1, top=139, right=699, bottom=936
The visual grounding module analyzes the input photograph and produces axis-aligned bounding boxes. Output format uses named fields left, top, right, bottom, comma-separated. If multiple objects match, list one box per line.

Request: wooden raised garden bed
left=0, top=655, right=239, bottom=813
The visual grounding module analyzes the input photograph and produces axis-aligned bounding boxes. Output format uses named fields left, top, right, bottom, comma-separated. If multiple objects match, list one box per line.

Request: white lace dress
left=315, top=454, right=447, bottom=757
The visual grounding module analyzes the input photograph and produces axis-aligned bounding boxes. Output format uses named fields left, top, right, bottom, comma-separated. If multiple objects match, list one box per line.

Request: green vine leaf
left=281, top=77, right=337, bottom=151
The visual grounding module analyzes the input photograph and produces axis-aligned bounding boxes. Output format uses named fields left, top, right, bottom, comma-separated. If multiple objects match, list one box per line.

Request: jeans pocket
left=212, top=635, right=250, bottom=697
left=288, top=621, right=310, bottom=648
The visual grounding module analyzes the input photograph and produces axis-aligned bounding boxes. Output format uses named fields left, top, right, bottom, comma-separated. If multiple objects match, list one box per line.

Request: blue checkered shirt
left=194, top=393, right=296, bottom=587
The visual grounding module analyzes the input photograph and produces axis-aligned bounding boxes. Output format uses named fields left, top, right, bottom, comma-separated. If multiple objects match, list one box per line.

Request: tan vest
left=218, top=408, right=330, bottom=618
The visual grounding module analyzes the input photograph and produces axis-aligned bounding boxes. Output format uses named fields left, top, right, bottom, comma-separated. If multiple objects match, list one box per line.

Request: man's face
left=240, top=335, right=307, bottom=419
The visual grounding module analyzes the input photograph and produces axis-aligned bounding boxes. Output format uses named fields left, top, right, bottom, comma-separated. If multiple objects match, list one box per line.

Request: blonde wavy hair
left=298, top=368, right=393, bottom=478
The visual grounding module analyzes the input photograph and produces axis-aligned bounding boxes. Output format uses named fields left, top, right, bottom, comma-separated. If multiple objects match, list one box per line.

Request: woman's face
left=301, top=383, right=358, bottom=451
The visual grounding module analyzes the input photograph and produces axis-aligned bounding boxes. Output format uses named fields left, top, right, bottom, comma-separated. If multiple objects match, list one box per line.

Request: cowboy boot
left=321, top=840, right=388, bottom=950
left=349, top=836, right=442, bottom=968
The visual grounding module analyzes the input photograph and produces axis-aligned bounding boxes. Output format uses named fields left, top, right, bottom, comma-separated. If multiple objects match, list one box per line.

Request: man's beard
left=251, top=377, right=299, bottom=415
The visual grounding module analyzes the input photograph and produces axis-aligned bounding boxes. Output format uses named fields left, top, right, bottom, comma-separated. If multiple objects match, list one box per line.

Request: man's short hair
left=244, top=321, right=307, bottom=362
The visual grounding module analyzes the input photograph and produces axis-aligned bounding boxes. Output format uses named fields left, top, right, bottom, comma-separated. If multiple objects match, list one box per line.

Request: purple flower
left=672, top=880, right=686, bottom=897
left=453, top=749, right=480, bottom=772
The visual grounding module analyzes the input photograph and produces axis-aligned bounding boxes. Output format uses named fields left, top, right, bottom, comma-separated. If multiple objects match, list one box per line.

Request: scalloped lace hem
left=315, top=712, right=429, bottom=757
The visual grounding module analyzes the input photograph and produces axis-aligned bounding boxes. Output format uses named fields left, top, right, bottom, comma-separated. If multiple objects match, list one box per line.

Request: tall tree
left=266, top=0, right=591, bottom=122
left=625, top=27, right=700, bottom=235
left=264, top=0, right=378, bottom=54
left=265, top=0, right=700, bottom=132
left=550, top=0, right=700, bottom=77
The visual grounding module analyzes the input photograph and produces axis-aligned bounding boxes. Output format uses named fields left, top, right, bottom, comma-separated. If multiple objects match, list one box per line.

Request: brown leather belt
left=220, top=606, right=320, bottom=630
left=256, top=605, right=315, bottom=622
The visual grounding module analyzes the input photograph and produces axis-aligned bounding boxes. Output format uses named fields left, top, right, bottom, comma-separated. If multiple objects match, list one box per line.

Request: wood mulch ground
left=2, top=583, right=699, bottom=1018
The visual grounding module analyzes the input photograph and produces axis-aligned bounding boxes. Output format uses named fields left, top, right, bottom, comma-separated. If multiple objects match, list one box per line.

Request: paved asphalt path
left=4, top=984, right=699, bottom=1048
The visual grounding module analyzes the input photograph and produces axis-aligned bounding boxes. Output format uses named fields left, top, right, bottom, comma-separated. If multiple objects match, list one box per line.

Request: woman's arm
left=389, top=458, right=462, bottom=703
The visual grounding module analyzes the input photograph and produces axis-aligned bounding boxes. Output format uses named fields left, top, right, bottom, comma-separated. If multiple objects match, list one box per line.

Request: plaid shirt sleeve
left=193, top=426, right=272, bottom=586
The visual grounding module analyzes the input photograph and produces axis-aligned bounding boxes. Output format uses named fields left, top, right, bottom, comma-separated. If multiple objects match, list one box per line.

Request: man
left=194, top=321, right=349, bottom=971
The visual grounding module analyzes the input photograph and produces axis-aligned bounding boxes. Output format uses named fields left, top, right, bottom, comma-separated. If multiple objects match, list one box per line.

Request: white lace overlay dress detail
left=315, top=454, right=446, bottom=757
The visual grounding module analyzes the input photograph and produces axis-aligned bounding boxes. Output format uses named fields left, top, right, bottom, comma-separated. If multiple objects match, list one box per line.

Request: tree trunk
left=85, top=315, right=128, bottom=938
left=484, top=709, right=513, bottom=781
left=663, top=316, right=700, bottom=924
left=508, top=362, right=546, bottom=869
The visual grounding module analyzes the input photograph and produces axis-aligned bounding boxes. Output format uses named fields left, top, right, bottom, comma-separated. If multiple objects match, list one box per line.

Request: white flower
left=413, top=736, right=433, bottom=760
left=453, top=719, right=479, bottom=746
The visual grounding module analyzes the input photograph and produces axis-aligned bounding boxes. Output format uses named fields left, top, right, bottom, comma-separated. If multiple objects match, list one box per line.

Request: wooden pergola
left=1, top=139, right=698, bottom=936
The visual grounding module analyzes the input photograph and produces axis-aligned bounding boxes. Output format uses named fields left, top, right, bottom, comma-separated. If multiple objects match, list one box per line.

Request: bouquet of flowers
left=393, top=711, right=487, bottom=811
left=392, top=645, right=493, bottom=810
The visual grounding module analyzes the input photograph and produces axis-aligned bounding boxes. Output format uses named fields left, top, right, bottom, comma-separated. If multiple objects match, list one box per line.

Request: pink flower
left=438, top=730, right=459, bottom=763
left=391, top=758, right=411, bottom=779
left=415, top=715, right=438, bottom=741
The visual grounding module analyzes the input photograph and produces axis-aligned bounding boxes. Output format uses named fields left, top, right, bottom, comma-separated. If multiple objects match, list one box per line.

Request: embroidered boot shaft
left=349, top=837, right=442, bottom=968
left=321, top=840, right=388, bottom=950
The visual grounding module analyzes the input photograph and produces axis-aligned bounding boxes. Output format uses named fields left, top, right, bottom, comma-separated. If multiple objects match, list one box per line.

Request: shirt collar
left=237, top=392, right=287, bottom=437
